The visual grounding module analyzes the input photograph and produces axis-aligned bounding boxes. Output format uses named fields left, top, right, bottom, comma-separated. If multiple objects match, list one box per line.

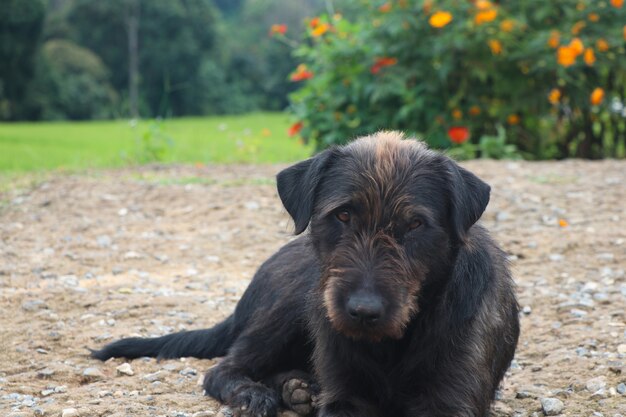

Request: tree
left=0, top=0, right=45, bottom=120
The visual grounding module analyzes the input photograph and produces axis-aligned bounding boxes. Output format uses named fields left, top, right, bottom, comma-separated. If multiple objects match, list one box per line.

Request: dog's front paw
left=282, top=378, right=319, bottom=416
left=226, top=383, right=280, bottom=417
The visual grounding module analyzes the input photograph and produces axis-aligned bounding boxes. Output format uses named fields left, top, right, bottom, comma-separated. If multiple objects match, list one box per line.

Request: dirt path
left=0, top=160, right=625, bottom=417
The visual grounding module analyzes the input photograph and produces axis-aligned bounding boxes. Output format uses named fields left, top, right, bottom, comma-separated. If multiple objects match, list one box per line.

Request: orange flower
left=548, top=89, right=561, bottom=105
left=588, top=13, right=599, bottom=22
left=475, top=9, right=498, bottom=25
left=448, top=126, right=470, bottom=144
left=507, top=114, right=520, bottom=125
left=452, top=109, right=463, bottom=120
left=469, top=106, right=481, bottom=116
left=500, top=19, right=515, bottom=32
left=596, top=38, right=610, bottom=52
left=309, top=17, right=320, bottom=29
left=269, top=24, right=287, bottom=36
left=590, top=88, right=604, bottom=105
left=611, top=0, right=624, bottom=8
left=571, top=21, right=586, bottom=35
left=558, top=219, right=569, bottom=228
left=290, top=64, right=314, bottom=82
left=548, top=30, right=560, bottom=48
left=371, top=57, right=398, bottom=74
left=288, top=121, right=303, bottom=136
left=379, top=2, right=392, bottom=13
left=488, top=39, right=503, bottom=55
left=429, top=11, right=453, bottom=28
left=475, top=0, right=493, bottom=10
left=583, top=48, right=596, bottom=65
left=569, top=38, right=584, bottom=55
left=311, top=23, right=330, bottom=37
left=557, top=46, right=577, bottom=66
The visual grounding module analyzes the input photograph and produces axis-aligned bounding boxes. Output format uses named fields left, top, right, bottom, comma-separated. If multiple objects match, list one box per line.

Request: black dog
left=92, top=132, right=520, bottom=417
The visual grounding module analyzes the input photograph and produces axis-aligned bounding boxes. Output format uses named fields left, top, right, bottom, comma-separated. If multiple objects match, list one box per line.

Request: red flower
left=370, top=57, right=398, bottom=74
left=288, top=121, right=303, bottom=136
left=290, top=64, right=314, bottom=82
left=309, top=17, right=321, bottom=28
left=447, top=126, right=470, bottom=144
left=269, top=24, right=287, bottom=36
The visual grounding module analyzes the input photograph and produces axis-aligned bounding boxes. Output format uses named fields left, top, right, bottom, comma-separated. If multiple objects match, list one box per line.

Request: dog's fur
left=92, top=132, right=520, bottom=417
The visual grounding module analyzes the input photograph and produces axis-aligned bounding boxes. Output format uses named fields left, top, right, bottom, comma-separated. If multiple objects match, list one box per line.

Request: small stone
left=586, top=376, right=607, bottom=392
left=96, top=235, right=112, bottom=248
left=62, top=409, right=79, bottom=417
left=540, top=397, right=564, bottom=416
left=37, top=368, right=55, bottom=378
left=548, top=254, right=563, bottom=262
left=22, top=300, right=46, bottom=312
left=54, top=385, right=67, bottom=393
left=142, top=371, right=164, bottom=382
left=522, top=306, right=532, bottom=315
left=33, top=408, right=45, bottom=416
left=192, top=412, right=216, bottom=417
left=244, top=201, right=260, bottom=211
left=83, top=367, right=105, bottom=381
left=116, top=363, right=134, bottom=376
left=617, top=344, right=626, bottom=355
left=617, top=383, right=626, bottom=394
left=180, top=367, right=197, bottom=376
left=41, top=389, right=55, bottom=396
left=590, top=388, right=608, bottom=399
left=216, top=407, right=234, bottom=417
left=36, top=348, right=48, bottom=354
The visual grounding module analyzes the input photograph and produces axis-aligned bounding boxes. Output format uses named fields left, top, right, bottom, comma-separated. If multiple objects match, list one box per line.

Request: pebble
left=116, top=363, right=134, bottom=376
left=192, top=412, right=215, bottom=417
left=540, top=397, right=564, bottom=416
left=82, top=367, right=105, bottom=381
left=22, top=299, right=47, bottom=312
left=617, top=383, right=626, bottom=394
left=62, top=409, right=79, bottom=417
left=617, top=344, right=626, bottom=354
left=522, top=305, right=532, bottom=315
left=180, top=367, right=197, bottom=376
left=143, top=371, right=164, bottom=382
left=37, top=368, right=55, bottom=378
left=586, top=376, right=607, bottom=392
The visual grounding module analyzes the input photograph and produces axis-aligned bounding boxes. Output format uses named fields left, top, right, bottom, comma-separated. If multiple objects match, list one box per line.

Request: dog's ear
left=447, top=160, right=491, bottom=242
left=277, top=149, right=334, bottom=234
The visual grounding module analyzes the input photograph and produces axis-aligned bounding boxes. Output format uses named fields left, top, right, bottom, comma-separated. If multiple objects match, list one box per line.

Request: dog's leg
left=263, top=370, right=318, bottom=416
left=202, top=311, right=311, bottom=417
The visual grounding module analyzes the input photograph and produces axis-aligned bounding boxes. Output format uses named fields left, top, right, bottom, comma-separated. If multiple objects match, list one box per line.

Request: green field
left=0, top=112, right=313, bottom=173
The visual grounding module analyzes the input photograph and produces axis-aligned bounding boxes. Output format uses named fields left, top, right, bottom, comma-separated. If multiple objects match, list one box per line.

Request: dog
left=92, top=132, right=520, bottom=417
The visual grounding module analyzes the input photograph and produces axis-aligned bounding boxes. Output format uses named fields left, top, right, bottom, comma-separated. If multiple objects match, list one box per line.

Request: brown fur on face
left=310, top=133, right=453, bottom=341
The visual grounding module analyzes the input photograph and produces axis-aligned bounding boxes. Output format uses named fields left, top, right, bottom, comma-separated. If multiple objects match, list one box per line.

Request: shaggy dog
left=92, top=132, right=520, bottom=417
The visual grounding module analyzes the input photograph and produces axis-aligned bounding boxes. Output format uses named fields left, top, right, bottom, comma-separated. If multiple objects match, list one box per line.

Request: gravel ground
left=0, top=160, right=625, bottom=417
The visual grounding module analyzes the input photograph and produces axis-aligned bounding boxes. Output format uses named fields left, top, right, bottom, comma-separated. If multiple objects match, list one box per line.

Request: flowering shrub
left=281, top=0, right=626, bottom=158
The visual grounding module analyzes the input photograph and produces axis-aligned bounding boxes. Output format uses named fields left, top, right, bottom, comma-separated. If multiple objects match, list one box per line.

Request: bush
left=25, top=40, right=117, bottom=120
left=286, top=0, right=626, bottom=158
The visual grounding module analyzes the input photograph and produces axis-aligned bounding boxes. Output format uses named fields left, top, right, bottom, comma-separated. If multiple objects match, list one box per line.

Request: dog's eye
left=336, top=210, right=351, bottom=223
left=408, top=219, right=422, bottom=231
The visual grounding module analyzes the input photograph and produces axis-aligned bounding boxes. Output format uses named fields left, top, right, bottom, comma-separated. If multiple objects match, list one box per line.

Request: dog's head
left=277, top=132, right=490, bottom=341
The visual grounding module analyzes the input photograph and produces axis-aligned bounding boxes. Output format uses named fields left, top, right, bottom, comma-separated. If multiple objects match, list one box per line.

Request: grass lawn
left=0, top=112, right=313, bottom=173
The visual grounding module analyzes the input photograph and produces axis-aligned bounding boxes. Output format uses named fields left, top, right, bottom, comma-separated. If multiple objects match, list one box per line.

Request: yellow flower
left=571, top=21, right=586, bottom=35
left=429, top=11, right=453, bottom=28
left=452, top=109, right=463, bottom=120
left=488, top=39, right=503, bottom=55
left=583, top=48, right=595, bottom=66
left=557, top=46, right=577, bottom=67
left=569, top=38, right=584, bottom=56
left=588, top=13, right=600, bottom=22
left=611, top=0, right=624, bottom=8
left=311, top=23, right=330, bottom=37
left=596, top=38, right=610, bottom=52
left=469, top=106, right=481, bottom=116
left=547, top=30, right=560, bottom=48
left=548, top=89, right=561, bottom=105
left=507, top=114, right=520, bottom=125
left=475, top=9, right=498, bottom=25
left=500, top=19, right=515, bottom=32
left=590, top=88, right=604, bottom=105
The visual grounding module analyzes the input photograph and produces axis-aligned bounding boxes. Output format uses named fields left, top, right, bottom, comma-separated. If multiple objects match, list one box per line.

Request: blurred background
left=1, top=0, right=625, bottom=173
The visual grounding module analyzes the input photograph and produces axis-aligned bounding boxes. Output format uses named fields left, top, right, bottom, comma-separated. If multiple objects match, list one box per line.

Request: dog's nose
left=346, top=293, right=384, bottom=323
